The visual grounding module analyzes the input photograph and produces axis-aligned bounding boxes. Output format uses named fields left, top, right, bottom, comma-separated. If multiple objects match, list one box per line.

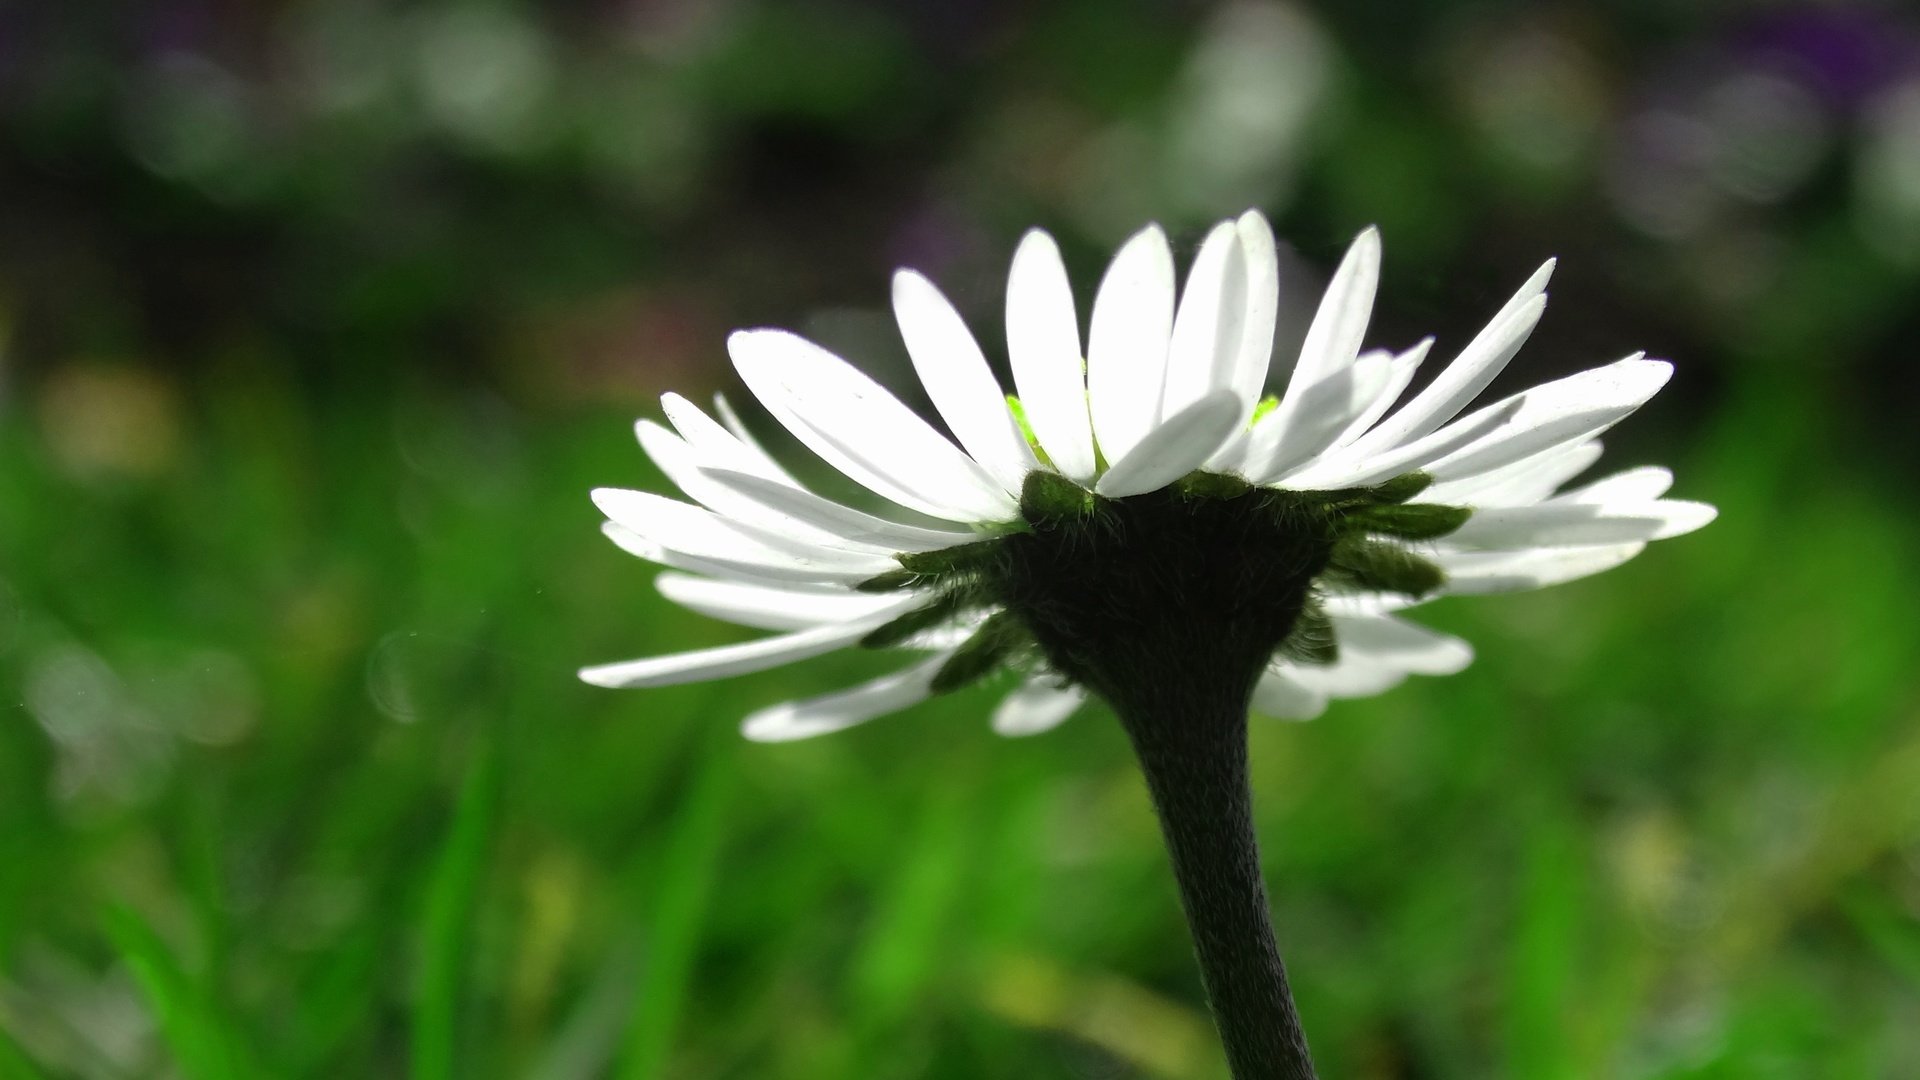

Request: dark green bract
left=857, top=470, right=1469, bottom=701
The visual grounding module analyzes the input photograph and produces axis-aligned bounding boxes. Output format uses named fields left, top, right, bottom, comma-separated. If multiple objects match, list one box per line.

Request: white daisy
left=580, top=212, right=1715, bottom=741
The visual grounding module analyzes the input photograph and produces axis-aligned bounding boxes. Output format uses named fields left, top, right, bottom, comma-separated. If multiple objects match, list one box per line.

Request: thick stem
left=1115, top=680, right=1316, bottom=1080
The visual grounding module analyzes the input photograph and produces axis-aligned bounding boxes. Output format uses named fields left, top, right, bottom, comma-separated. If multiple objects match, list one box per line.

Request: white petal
left=711, top=393, right=763, bottom=448
left=729, top=330, right=1017, bottom=523
left=1250, top=671, right=1327, bottom=720
left=1555, top=465, right=1674, bottom=504
left=1424, top=439, right=1603, bottom=507
left=580, top=607, right=915, bottom=689
left=635, top=421, right=886, bottom=552
left=655, top=572, right=906, bottom=631
left=1095, top=391, right=1243, bottom=498
left=1161, top=222, right=1247, bottom=417
left=1249, top=347, right=1402, bottom=480
left=1263, top=227, right=1380, bottom=441
left=1276, top=394, right=1522, bottom=489
left=1320, top=591, right=1420, bottom=617
left=1327, top=339, right=1430, bottom=452
left=991, top=680, right=1087, bottom=737
left=1203, top=423, right=1255, bottom=474
left=1282, top=656, right=1409, bottom=698
left=696, top=467, right=978, bottom=553
left=1331, top=614, right=1473, bottom=674
left=661, top=393, right=796, bottom=486
left=898, top=609, right=990, bottom=650
left=593, top=488, right=894, bottom=581
left=1646, top=499, right=1716, bottom=538
left=1201, top=212, right=1283, bottom=473
left=1342, top=262, right=1553, bottom=456
left=1228, top=210, right=1280, bottom=409
left=1423, top=357, right=1673, bottom=481
left=601, top=521, right=836, bottom=589
left=741, top=654, right=949, bottom=741
left=1435, top=542, right=1647, bottom=594
left=1444, top=499, right=1717, bottom=549
left=892, top=270, right=1037, bottom=494
left=1006, top=230, right=1096, bottom=480
left=1086, top=224, right=1176, bottom=464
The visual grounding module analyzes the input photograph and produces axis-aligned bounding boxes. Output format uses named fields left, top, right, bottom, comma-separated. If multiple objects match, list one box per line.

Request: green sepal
left=1019, top=470, right=1097, bottom=525
left=1365, top=471, right=1433, bottom=504
left=931, top=611, right=1024, bottom=693
left=855, top=569, right=923, bottom=593
left=859, top=591, right=968, bottom=649
left=898, top=538, right=1006, bottom=579
left=1310, top=471, right=1435, bottom=509
left=1325, top=537, right=1446, bottom=597
left=1276, top=600, right=1337, bottom=665
left=1342, top=502, right=1472, bottom=541
left=1177, top=471, right=1253, bottom=501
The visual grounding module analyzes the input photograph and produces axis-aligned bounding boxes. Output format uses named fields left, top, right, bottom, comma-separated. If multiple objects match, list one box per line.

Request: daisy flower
left=579, top=212, right=1714, bottom=741
left=580, top=211, right=1714, bottom=1078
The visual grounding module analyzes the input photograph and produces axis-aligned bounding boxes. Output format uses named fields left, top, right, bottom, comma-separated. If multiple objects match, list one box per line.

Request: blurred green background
left=3, top=1, right=1920, bottom=1076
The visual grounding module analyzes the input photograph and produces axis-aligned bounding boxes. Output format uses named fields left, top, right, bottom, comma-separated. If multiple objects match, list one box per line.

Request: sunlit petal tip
left=724, top=327, right=765, bottom=359
left=1162, top=223, right=1249, bottom=416
left=1630, top=355, right=1672, bottom=383
left=599, top=520, right=660, bottom=560
left=1656, top=499, right=1718, bottom=538
left=1412, top=633, right=1476, bottom=675
left=709, top=392, right=761, bottom=445
left=991, top=681, right=1086, bottom=737
left=577, top=663, right=636, bottom=689
left=889, top=267, right=942, bottom=318
left=588, top=485, right=635, bottom=517
left=1434, top=643, right=1474, bottom=675
left=1007, top=229, right=1096, bottom=480
left=1280, top=224, right=1383, bottom=418
left=891, top=265, right=1035, bottom=493
left=739, top=704, right=807, bottom=742
left=1336, top=227, right=1382, bottom=282
left=1017, top=225, right=1059, bottom=249
left=1088, top=221, right=1178, bottom=464
left=739, top=656, right=946, bottom=741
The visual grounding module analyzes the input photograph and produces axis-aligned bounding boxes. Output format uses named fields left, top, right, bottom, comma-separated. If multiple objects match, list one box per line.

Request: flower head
left=581, top=213, right=1714, bottom=740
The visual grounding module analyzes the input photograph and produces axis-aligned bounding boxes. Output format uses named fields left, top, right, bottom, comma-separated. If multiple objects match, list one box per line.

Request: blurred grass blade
left=0, top=1023, right=48, bottom=1080
left=851, top=783, right=968, bottom=1032
left=1502, top=806, right=1585, bottom=1080
left=412, top=746, right=500, bottom=1080
left=104, top=904, right=242, bottom=1080
left=615, top=752, right=735, bottom=1080
left=1840, top=887, right=1920, bottom=989
left=281, top=921, right=386, bottom=1076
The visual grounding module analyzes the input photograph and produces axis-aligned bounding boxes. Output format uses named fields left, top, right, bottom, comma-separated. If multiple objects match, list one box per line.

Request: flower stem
left=1115, top=680, right=1317, bottom=1080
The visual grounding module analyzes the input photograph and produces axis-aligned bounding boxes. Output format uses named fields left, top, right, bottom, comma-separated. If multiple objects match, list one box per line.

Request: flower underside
left=578, top=211, right=1717, bottom=742
left=859, top=465, right=1470, bottom=706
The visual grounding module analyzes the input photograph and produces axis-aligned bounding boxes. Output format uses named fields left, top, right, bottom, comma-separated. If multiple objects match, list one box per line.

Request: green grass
left=1, top=364, right=1916, bottom=1078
